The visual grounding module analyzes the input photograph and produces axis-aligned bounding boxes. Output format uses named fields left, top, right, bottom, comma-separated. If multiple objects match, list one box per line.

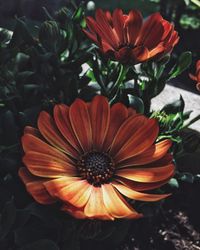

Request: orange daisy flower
left=189, top=60, right=200, bottom=92
left=19, top=96, right=174, bottom=220
left=83, top=9, right=179, bottom=64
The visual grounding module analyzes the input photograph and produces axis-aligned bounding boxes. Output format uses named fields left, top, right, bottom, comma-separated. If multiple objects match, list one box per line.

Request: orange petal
left=102, top=184, right=142, bottom=218
left=131, top=46, right=149, bottom=63
left=116, top=164, right=175, bottom=183
left=89, top=96, right=110, bottom=151
left=69, top=98, right=92, bottom=152
left=103, top=102, right=128, bottom=151
left=43, top=176, right=79, bottom=197
left=125, top=10, right=143, bottom=45
left=95, top=9, right=119, bottom=48
left=61, top=204, right=87, bottom=219
left=24, top=126, right=41, bottom=137
left=149, top=43, right=165, bottom=58
left=22, top=133, right=74, bottom=165
left=114, top=119, right=159, bottom=163
left=116, top=139, right=172, bottom=167
left=116, top=174, right=173, bottom=191
left=128, top=107, right=137, bottom=117
left=84, top=187, right=114, bottom=220
left=189, top=73, right=197, bottom=82
left=45, top=178, right=92, bottom=208
left=112, top=8, right=125, bottom=44
left=23, top=151, right=76, bottom=178
left=109, top=115, right=146, bottom=157
left=54, top=104, right=82, bottom=153
left=18, top=167, right=56, bottom=204
left=137, top=13, right=164, bottom=49
left=112, top=182, right=171, bottom=202
left=38, top=111, right=79, bottom=158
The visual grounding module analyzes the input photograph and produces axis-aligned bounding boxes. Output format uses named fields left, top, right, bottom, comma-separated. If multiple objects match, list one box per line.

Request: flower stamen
left=77, top=151, right=115, bottom=186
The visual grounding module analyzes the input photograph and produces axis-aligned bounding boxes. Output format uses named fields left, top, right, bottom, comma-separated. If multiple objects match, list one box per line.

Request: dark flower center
left=118, top=43, right=135, bottom=50
left=77, top=152, right=115, bottom=186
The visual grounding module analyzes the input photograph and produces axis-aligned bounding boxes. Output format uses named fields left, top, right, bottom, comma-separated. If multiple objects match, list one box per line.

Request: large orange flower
left=84, top=9, right=179, bottom=64
left=19, top=96, right=174, bottom=220
left=189, top=60, right=200, bottom=91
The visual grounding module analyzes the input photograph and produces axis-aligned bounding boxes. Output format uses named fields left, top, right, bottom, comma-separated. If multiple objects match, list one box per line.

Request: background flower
left=19, top=96, right=174, bottom=220
left=189, top=60, right=200, bottom=91
left=84, top=9, right=179, bottom=64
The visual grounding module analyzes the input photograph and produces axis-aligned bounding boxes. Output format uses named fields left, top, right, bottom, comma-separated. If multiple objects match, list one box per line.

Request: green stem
left=110, top=64, right=129, bottom=96
left=181, top=114, right=200, bottom=130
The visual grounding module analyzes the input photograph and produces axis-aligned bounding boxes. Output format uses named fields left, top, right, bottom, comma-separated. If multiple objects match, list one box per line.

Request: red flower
left=19, top=96, right=174, bottom=220
left=189, top=60, right=200, bottom=91
left=83, top=9, right=179, bottom=64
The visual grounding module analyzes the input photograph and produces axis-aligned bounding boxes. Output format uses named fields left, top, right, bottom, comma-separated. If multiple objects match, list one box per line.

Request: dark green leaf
left=21, top=239, right=59, bottom=250
left=128, top=95, right=144, bottom=114
left=0, top=198, right=16, bottom=240
left=161, top=95, right=185, bottom=114
left=168, top=51, right=192, bottom=79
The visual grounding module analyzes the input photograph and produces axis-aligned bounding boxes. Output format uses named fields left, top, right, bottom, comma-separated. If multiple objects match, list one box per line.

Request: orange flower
left=83, top=9, right=179, bottom=64
left=189, top=60, right=200, bottom=91
left=19, top=96, right=174, bottom=220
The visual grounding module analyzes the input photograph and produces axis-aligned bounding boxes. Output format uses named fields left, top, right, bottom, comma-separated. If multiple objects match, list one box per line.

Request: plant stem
left=110, top=64, right=129, bottom=97
left=181, top=114, right=200, bottom=130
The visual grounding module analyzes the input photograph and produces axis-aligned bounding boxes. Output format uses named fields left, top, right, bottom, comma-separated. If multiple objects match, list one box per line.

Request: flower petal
left=125, top=10, right=143, bottom=45
left=43, top=176, right=79, bottom=197
left=22, top=133, right=74, bottom=164
left=38, top=111, right=78, bottom=158
left=23, top=151, right=76, bottom=178
left=148, top=43, right=165, bottom=58
left=102, top=184, right=142, bottom=218
left=18, top=167, right=56, bottom=204
left=131, top=46, right=149, bottom=63
left=69, top=98, right=92, bottom=152
left=112, top=8, right=125, bottom=44
left=54, top=104, right=82, bottom=153
left=114, top=118, right=159, bottom=162
left=128, top=107, right=137, bottom=117
left=24, top=126, right=41, bottom=137
left=45, top=178, right=92, bottom=208
left=109, top=115, right=146, bottom=157
left=84, top=187, right=114, bottom=220
left=137, top=13, right=164, bottom=49
left=89, top=96, right=110, bottom=151
left=61, top=204, right=87, bottom=219
left=112, top=182, right=171, bottom=202
left=103, top=102, right=128, bottom=151
left=116, top=164, right=175, bottom=183
left=95, top=9, right=119, bottom=48
left=116, top=174, right=173, bottom=191
left=116, top=139, right=172, bottom=167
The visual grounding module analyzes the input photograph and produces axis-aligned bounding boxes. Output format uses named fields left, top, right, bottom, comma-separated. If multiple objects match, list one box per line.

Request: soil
left=119, top=182, right=200, bottom=250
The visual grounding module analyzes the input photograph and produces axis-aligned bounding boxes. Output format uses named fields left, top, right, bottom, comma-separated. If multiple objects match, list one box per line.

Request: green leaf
left=0, top=198, right=16, bottom=240
left=179, top=173, right=194, bottom=183
left=21, top=240, right=59, bottom=250
left=128, top=95, right=144, bottom=114
left=73, top=2, right=85, bottom=22
left=10, top=18, right=35, bottom=47
left=161, top=95, right=185, bottom=114
left=168, top=178, right=179, bottom=188
left=39, top=21, right=62, bottom=53
left=168, top=51, right=192, bottom=80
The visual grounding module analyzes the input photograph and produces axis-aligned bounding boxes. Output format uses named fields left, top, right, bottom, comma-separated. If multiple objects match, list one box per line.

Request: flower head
left=189, top=60, right=200, bottom=91
left=83, top=9, right=179, bottom=65
left=19, top=96, right=174, bottom=220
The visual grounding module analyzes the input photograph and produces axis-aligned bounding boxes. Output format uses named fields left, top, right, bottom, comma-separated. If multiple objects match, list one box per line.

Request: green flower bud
left=39, top=21, right=61, bottom=53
